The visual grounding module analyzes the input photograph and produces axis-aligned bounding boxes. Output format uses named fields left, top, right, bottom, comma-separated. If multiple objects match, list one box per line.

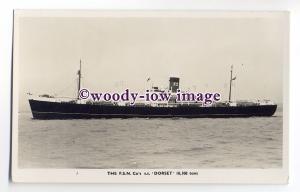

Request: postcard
left=12, top=10, right=289, bottom=183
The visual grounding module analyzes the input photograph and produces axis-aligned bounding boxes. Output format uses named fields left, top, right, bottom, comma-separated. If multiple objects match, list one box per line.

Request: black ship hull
left=28, top=99, right=277, bottom=119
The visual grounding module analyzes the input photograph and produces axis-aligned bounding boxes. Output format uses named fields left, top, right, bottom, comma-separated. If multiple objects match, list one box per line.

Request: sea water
left=18, top=106, right=283, bottom=169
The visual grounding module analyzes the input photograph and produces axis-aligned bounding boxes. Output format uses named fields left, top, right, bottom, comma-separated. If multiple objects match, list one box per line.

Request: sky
left=15, top=12, right=288, bottom=111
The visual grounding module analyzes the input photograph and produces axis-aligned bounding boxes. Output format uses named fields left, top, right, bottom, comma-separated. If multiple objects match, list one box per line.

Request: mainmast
left=77, top=59, right=82, bottom=100
left=228, top=65, right=236, bottom=102
left=228, top=65, right=233, bottom=102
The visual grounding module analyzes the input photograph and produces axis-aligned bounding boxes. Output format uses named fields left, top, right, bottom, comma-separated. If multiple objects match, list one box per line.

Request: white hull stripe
left=32, top=110, right=256, bottom=117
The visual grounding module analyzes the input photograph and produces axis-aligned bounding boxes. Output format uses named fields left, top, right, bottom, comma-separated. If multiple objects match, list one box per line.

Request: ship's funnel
left=169, top=77, right=180, bottom=93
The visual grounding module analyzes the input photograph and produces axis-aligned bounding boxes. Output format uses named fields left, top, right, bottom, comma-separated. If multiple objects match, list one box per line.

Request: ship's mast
left=77, top=59, right=82, bottom=100
left=228, top=65, right=233, bottom=102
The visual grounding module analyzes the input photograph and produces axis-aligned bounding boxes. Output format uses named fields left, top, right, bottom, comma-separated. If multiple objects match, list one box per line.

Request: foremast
left=77, top=59, right=82, bottom=100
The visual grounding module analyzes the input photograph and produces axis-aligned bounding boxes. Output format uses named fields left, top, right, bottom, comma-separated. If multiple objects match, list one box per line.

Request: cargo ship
left=28, top=61, right=277, bottom=119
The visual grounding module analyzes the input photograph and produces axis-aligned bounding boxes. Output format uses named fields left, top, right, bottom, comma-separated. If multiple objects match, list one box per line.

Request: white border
left=1, top=0, right=299, bottom=192
left=11, top=10, right=289, bottom=184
